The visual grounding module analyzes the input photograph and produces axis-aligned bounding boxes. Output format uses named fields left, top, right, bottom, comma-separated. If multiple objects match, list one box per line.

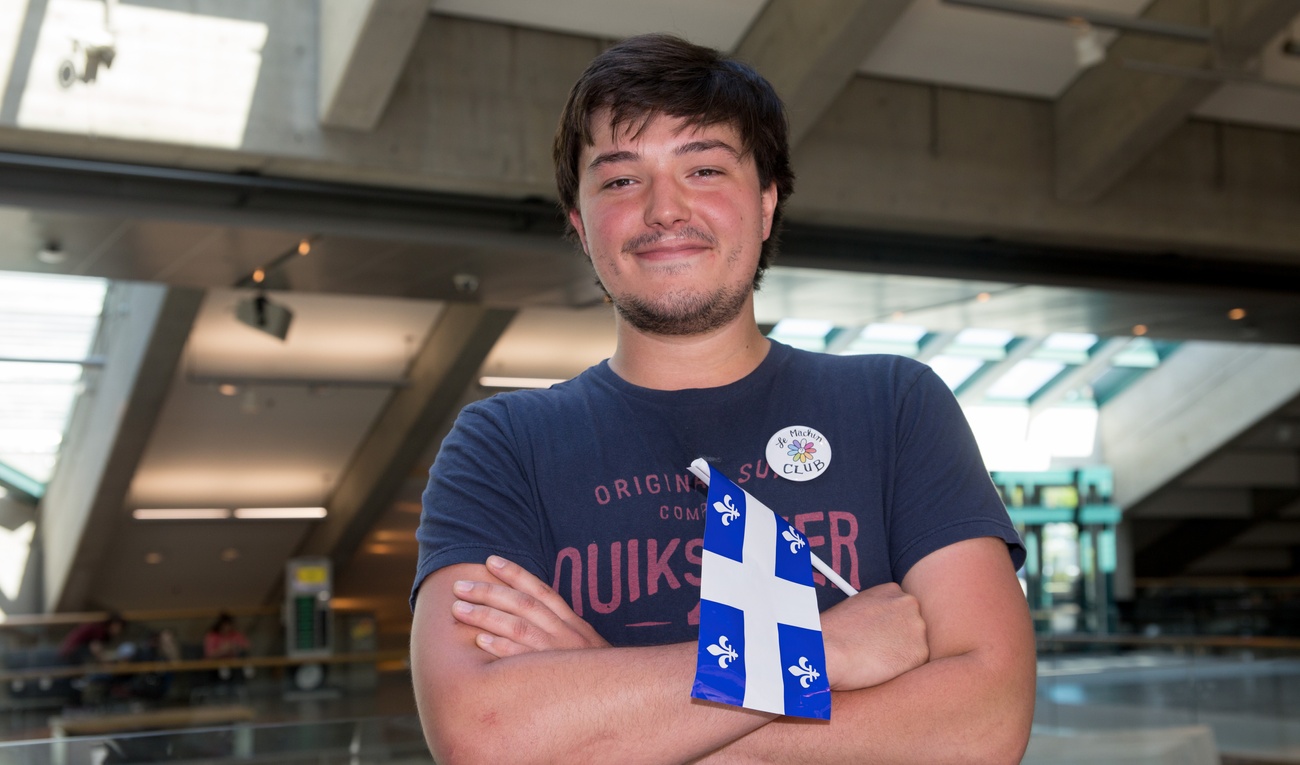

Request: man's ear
left=568, top=208, right=589, bottom=255
left=760, top=182, right=778, bottom=241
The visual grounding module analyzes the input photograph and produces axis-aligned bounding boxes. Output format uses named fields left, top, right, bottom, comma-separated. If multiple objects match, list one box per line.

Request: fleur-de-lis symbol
left=706, top=635, right=739, bottom=668
left=713, top=494, right=740, bottom=526
left=788, top=656, right=821, bottom=688
left=781, top=527, right=806, bottom=554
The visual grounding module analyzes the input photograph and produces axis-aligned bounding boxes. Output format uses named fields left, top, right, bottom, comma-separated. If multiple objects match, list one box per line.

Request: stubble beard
left=598, top=227, right=756, bottom=337
left=612, top=279, right=752, bottom=337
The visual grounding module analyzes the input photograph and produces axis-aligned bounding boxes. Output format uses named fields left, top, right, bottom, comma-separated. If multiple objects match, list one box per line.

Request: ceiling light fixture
left=233, top=506, right=327, bottom=519
left=133, top=508, right=231, bottom=520
left=235, top=293, right=293, bottom=341
left=235, top=237, right=319, bottom=289
left=1069, top=17, right=1105, bottom=69
left=1132, top=324, right=1148, bottom=336
left=37, top=241, right=67, bottom=264
left=1227, top=308, right=1247, bottom=320
left=217, top=383, right=239, bottom=396
left=479, top=376, right=567, bottom=389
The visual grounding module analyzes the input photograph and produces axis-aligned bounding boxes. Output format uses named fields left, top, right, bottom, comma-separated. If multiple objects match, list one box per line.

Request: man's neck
left=608, top=311, right=771, bottom=391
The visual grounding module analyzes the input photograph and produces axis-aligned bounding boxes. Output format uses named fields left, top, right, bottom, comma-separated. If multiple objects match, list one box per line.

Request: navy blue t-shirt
left=412, top=341, right=1024, bottom=647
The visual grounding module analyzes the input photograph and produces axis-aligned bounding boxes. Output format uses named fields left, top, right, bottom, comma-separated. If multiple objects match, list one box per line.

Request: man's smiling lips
left=623, top=229, right=717, bottom=261
left=630, top=240, right=713, bottom=261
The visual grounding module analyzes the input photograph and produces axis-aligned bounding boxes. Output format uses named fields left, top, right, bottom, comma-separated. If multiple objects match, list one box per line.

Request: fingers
left=473, top=630, right=531, bottom=659
left=451, top=582, right=571, bottom=650
left=450, top=557, right=610, bottom=653
left=483, top=556, right=608, bottom=645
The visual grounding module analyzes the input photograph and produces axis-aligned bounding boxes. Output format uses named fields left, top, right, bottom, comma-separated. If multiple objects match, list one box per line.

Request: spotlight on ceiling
left=235, top=294, right=293, bottom=341
left=37, top=241, right=68, bottom=264
left=1070, top=18, right=1105, bottom=69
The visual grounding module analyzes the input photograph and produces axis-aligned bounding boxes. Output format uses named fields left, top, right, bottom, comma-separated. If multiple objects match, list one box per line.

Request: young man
left=410, top=34, right=1035, bottom=764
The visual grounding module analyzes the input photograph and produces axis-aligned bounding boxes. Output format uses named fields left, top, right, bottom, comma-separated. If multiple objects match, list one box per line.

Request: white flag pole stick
left=689, top=459, right=859, bottom=597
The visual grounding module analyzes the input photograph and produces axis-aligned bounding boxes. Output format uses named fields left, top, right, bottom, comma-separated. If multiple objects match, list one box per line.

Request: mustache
left=622, top=226, right=717, bottom=254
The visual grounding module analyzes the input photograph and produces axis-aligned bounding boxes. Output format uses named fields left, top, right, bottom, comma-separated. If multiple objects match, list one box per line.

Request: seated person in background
left=204, top=613, right=250, bottom=658
left=59, top=613, right=126, bottom=665
left=59, top=613, right=128, bottom=705
left=204, top=613, right=252, bottom=681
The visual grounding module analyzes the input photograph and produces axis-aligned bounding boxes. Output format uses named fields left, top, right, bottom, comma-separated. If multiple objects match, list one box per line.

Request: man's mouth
left=624, top=228, right=717, bottom=259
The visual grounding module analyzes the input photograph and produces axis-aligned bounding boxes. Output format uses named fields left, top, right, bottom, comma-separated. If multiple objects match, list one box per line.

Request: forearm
left=429, top=641, right=773, bottom=764
left=696, top=645, right=1034, bottom=765
left=412, top=565, right=776, bottom=765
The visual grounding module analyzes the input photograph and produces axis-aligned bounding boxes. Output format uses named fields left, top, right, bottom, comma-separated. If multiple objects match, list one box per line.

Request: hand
left=451, top=555, right=611, bottom=658
left=820, top=582, right=928, bottom=691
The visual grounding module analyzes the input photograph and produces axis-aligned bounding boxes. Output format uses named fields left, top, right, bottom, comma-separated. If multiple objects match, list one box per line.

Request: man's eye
left=695, top=168, right=722, bottom=177
left=604, top=178, right=634, bottom=189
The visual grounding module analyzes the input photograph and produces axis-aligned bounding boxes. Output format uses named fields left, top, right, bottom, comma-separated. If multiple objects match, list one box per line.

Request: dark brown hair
left=553, top=34, right=795, bottom=285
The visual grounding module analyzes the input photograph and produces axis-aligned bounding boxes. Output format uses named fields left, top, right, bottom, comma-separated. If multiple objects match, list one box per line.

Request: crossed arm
left=410, top=536, right=1035, bottom=764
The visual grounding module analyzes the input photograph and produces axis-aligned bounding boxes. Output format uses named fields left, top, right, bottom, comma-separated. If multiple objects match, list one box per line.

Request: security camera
left=57, top=39, right=116, bottom=88
left=452, top=272, right=480, bottom=295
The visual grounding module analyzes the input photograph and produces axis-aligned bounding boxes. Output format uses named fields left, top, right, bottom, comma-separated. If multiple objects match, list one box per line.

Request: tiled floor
left=1035, top=652, right=1300, bottom=762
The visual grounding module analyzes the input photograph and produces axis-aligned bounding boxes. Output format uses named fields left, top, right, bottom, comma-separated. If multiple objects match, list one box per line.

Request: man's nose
left=643, top=178, right=690, bottom=229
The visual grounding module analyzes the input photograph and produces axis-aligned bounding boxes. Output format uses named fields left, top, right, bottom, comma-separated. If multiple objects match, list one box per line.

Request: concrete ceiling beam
left=293, top=303, right=515, bottom=570
left=734, top=0, right=911, bottom=147
left=42, top=284, right=203, bottom=612
left=1054, top=0, right=1300, bottom=202
left=319, top=0, right=430, bottom=131
left=1101, top=347, right=1300, bottom=509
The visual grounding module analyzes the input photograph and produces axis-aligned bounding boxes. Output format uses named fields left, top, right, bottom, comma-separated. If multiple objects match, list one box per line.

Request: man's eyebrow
left=674, top=139, right=741, bottom=159
left=587, top=150, right=638, bottom=173
left=586, top=140, right=742, bottom=173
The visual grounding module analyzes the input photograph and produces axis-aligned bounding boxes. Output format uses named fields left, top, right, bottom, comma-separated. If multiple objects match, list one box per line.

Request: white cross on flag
left=689, top=459, right=831, bottom=720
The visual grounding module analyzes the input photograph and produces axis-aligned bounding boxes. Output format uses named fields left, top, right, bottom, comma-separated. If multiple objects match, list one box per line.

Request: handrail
left=1036, top=633, right=1300, bottom=651
left=0, top=649, right=409, bottom=684
left=1134, top=576, right=1300, bottom=589
left=0, top=606, right=281, bottom=630
left=0, top=604, right=375, bottom=630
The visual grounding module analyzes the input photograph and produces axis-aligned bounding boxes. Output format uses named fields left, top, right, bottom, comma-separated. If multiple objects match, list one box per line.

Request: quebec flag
left=690, top=460, right=831, bottom=720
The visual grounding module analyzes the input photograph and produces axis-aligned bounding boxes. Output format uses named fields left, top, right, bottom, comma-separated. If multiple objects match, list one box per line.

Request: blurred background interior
left=2, top=0, right=1300, bottom=762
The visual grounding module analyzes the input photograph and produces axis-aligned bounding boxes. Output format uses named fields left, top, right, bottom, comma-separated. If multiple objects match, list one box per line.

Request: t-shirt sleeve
left=410, top=398, right=548, bottom=611
left=887, top=366, right=1026, bottom=581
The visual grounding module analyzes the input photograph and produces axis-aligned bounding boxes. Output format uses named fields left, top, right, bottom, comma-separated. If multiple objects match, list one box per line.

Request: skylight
left=765, top=316, right=1175, bottom=473
left=839, top=323, right=929, bottom=356
left=0, top=272, right=108, bottom=492
left=948, top=328, right=1016, bottom=360
left=928, top=355, right=985, bottom=390
left=768, top=318, right=834, bottom=352
left=985, top=359, right=1067, bottom=401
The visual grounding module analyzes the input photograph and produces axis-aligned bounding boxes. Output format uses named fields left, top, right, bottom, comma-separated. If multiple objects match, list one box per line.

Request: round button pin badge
left=766, top=425, right=831, bottom=482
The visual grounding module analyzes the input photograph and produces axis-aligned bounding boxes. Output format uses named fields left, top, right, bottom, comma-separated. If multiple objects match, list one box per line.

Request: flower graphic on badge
left=766, top=425, right=832, bottom=483
left=787, top=439, right=816, bottom=463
